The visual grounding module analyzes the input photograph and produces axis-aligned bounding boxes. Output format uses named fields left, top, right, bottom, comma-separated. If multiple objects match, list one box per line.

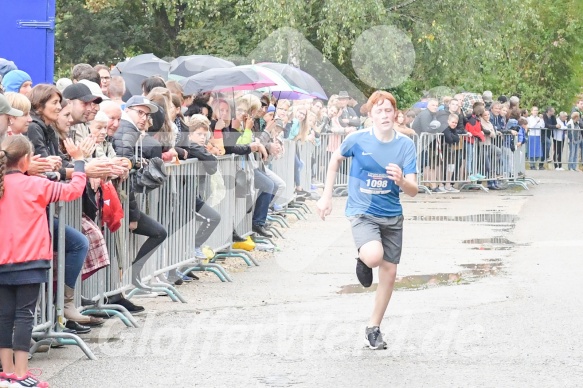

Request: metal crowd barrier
left=526, top=127, right=583, bottom=171
left=78, top=179, right=138, bottom=328
left=31, top=151, right=313, bottom=360
left=270, top=139, right=296, bottom=206
left=32, top=201, right=97, bottom=360
left=187, top=154, right=256, bottom=280
left=417, top=133, right=535, bottom=193
left=313, top=133, right=351, bottom=196
left=297, top=140, right=315, bottom=191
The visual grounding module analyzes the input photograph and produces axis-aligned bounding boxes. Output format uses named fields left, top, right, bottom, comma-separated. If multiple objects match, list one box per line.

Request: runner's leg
left=369, top=260, right=397, bottom=327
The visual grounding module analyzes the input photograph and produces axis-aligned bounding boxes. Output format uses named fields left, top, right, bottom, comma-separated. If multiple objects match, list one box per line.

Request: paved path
left=39, top=171, right=583, bottom=387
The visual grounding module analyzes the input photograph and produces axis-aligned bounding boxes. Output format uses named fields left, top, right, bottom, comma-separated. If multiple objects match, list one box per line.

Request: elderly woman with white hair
left=89, top=110, right=116, bottom=158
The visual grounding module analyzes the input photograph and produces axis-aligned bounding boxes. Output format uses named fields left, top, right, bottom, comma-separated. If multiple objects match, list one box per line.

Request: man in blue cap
left=1, top=70, right=32, bottom=95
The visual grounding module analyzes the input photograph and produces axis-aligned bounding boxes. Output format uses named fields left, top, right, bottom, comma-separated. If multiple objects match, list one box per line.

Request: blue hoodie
left=1, top=70, right=31, bottom=93
left=504, top=118, right=520, bottom=148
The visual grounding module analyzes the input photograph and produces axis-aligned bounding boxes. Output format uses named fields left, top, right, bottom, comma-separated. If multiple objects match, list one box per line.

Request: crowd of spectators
left=0, top=61, right=581, bottom=386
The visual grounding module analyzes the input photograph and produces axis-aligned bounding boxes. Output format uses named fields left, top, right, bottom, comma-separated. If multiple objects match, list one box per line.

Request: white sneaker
left=557, top=168, right=564, bottom=171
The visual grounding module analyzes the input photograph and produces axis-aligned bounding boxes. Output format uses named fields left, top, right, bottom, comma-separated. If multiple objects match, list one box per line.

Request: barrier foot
left=267, top=214, right=289, bottom=228
left=460, top=182, right=489, bottom=192
left=185, top=263, right=232, bottom=282
left=126, top=285, right=184, bottom=303
left=215, top=250, right=258, bottom=266
left=81, top=305, right=138, bottom=328
left=253, top=236, right=276, bottom=249
left=297, top=202, right=312, bottom=214
left=30, top=339, right=54, bottom=355
left=285, top=207, right=306, bottom=220
left=332, top=187, right=348, bottom=197
left=507, top=181, right=529, bottom=190
left=519, top=177, right=538, bottom=185
left=266, top=226, right=284, bottom=239
left=289, top=202, right=310, bottom=215
left=418, top=185, right=432, bottom=194
left=149, top=283, right=187, bottom=303
left=33, top=331, right=97, bottom=360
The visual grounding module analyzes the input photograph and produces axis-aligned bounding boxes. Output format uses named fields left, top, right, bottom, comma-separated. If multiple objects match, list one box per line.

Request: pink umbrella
left=179, top=66, right=277, bottom=95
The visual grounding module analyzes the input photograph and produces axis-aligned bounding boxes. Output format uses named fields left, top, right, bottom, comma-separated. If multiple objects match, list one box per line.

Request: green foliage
left=55, top=0, right=583, bottom=110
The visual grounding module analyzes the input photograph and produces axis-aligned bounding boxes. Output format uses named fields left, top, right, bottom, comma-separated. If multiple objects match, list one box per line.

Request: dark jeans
left=53, top=218, right=89, bottom=288
left=195, top=198, right=221, bottom=247
left=252, top=169, right=275, bottom=227
left=553, top=140, right=563, bottom=168
left=0, top=283, right=40, bottom=352
left=131, top=212, right=167, bottom=286
left=541, top=132, right=551, bottom=165
left=294, top=153, right=303, bottom=187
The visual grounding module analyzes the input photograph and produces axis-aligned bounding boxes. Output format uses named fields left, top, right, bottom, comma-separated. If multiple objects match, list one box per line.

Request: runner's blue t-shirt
left=340, top=128, right=417, bottom=217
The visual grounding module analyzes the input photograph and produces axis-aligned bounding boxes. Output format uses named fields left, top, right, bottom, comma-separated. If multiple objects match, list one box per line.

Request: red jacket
left=0, top=171, right=86, bottom=272
left=465, top=115, right=485, bottom=144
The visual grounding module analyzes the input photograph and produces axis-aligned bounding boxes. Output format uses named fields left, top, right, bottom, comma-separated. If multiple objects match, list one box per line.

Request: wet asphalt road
left=38, top=170, right=583, bottom=387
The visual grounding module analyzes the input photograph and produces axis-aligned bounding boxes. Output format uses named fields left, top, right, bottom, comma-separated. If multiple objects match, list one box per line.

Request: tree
left=55, top=0, right=583, bottom=110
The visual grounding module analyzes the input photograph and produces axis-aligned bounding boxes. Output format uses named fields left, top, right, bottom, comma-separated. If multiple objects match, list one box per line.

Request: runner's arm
left=399, top=173, right=418, bottom=197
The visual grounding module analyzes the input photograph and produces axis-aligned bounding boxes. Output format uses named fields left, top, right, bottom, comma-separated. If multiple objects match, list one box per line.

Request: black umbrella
left=257, top=62, right=327, bottom=100
left=169, top=55, right=235, bottom=78
left=110, top=53, right=170, bottom=96
left=178, top=67, right=276, bottom=95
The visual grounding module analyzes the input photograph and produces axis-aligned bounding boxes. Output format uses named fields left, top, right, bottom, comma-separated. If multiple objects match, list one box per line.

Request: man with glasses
left=113, top=96, right=156, bottom=163
left=110, top=97, right=167, bottom=314
left=94, top=64, right=111, bottom=98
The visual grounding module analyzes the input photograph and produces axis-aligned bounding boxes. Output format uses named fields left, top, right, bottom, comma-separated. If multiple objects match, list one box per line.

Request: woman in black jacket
left=26, top=84, right=106, bottom=329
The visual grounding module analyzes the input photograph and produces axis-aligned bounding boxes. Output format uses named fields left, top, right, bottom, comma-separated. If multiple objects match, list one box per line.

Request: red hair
left=366, top=91, right=397, bottom=112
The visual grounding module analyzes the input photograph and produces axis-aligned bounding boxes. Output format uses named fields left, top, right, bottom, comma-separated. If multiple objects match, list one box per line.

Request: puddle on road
left=405, top=214, right=517, bottom=224
left=338, top=260, right=503, bottom=294
left=463, top=237, right=514, bottom=245
left=463, top=237, right=529, bottom=250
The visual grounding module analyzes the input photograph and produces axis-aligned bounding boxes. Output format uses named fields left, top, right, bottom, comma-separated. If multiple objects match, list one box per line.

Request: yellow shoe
left=232, top=236, right=255, bottom=251
left=201, top=246, right=215, bottom=263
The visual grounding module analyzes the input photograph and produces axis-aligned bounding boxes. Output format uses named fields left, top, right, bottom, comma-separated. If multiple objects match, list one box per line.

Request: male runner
left=317, top=91, right=418, bottom=349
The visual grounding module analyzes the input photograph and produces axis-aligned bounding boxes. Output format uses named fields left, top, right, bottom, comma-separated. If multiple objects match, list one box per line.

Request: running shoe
left=0, top=372, right=14, bottom=388
left=176, top=270, right=193, bottom=282
left=7, top=370, right=49, bottom=387
left=355, top=257, right=373, bottom=288
left=193, top=247, right=206, bottom=260
left=365, top=326, right=388, bottom=350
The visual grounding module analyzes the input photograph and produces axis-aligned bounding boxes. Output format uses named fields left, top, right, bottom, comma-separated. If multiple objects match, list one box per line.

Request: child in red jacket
left=0, top=135, right=86, bottom=388
left=465, top=103, right=487, bottom=181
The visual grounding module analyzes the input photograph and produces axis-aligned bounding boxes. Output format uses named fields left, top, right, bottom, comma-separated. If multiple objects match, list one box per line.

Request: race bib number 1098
left=359, top=171, right=391, bottom=195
